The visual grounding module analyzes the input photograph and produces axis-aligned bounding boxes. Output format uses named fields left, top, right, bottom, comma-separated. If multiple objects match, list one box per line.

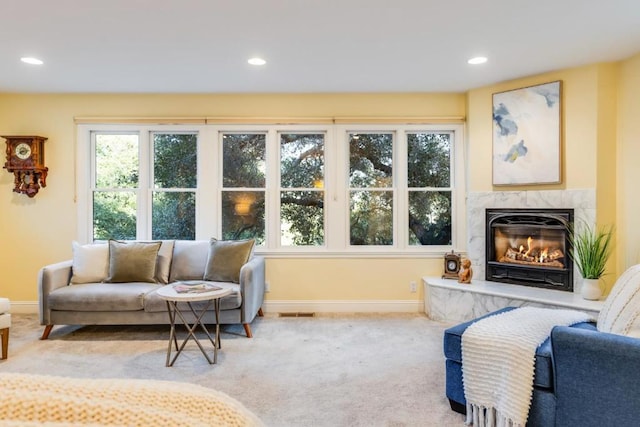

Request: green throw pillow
left=203, top=238, right=255, bottom=283
left=105, top=240, right=162, bottom=283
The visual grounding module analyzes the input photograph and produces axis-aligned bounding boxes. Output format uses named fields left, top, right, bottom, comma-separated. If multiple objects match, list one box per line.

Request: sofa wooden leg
left=41, top=325, right=53, bottom=340
left=0, top=327, right=8, bottom=360
left=243, top=323, right=253, bottom=338
left=258, top=307, right=264, bottom=317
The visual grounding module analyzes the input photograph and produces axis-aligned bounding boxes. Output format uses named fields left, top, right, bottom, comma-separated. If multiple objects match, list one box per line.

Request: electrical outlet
left=410, top=281, right=417, bottom=293
left=265, top=281, right=271, bottom=293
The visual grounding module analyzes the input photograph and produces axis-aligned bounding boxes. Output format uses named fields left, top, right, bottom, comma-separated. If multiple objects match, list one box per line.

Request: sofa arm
left=551, top=326, right=640, bottom=426
left=238, top=256, right=266, bottom=323
left=38, top=260, right=73, bottom=325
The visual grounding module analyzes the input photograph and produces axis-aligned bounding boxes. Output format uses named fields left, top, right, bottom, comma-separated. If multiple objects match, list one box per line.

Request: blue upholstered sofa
left=444, top=282, right=640, bottom=426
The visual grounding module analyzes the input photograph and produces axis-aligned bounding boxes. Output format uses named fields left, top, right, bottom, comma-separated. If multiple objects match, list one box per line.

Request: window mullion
left=76, top=126, right=93, bottom=243
left=138, top=129, right=151, bottom=239
left=324, top=126, right=340, bottom=251
left=395, top=129, right=407, bottom=249
left=197, top=126, right=218, bottom=239
left=452, top=126, right=466, bottom=251
left=266, top=129, right=279, bottom=250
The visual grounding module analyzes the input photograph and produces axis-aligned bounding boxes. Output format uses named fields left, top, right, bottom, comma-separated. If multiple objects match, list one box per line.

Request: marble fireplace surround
left=423, top=189, right=601, bottom=323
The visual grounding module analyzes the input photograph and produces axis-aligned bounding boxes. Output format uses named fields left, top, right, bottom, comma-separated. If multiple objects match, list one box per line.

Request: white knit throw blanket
left=461, top=307, right=594, bottom=427
left=0, top=372, right=264, bottom=426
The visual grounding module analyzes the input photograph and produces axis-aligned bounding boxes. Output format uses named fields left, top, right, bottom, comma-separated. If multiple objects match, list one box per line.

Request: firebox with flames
left=499, top=236, right=565, bottom=269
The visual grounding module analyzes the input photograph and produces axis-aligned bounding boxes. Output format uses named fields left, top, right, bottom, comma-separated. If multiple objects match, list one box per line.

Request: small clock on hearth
left=442, top=250, right=461, bottom=279
left=2, top=135, right=49, bottom=197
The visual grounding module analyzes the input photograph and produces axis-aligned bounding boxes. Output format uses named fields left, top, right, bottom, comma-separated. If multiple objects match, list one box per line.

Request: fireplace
left=486, top=208, right=573, bottom=291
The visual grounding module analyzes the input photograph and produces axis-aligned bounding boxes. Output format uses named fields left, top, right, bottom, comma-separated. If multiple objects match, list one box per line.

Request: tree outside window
left=280, top=133, right=325, bottom=246
left=407, top=132, right=452, bottom=245
left=152, top=133, right=197, bottom=240
left=221, top=133, right=266, bottom=243
left=349, top=133, right=394, bottom=245
left=93, top=133, right=138, bottom=240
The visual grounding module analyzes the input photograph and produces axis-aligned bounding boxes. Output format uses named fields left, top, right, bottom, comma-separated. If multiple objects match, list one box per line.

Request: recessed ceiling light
left=467, top=56, right=488, bottom=65
left=21, top=57, right=44, bottom=65
left=248, top=57, right=266, bottom=66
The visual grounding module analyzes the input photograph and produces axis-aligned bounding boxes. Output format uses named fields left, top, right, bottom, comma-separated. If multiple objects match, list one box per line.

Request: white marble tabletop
left=156, top=281, right=233, bottom=302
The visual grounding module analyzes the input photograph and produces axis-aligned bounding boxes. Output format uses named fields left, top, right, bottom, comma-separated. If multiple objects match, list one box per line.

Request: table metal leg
left=215, top=299, right=221, bottom=349
left=165, top=301, right=179, bottom=367
left=164, top=299, right=221, bottom=367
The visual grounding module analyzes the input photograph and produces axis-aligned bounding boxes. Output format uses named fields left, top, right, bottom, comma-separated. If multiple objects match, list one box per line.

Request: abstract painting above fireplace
left=486, top=208, right=574, bottom=291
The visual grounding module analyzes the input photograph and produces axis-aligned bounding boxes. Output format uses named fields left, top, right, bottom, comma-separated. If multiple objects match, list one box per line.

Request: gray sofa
left=38, top=240, right=265, bottom=340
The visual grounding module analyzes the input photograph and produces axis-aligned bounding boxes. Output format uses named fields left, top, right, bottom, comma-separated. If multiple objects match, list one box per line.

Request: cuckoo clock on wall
left=2, top=135, right=49, bottom=197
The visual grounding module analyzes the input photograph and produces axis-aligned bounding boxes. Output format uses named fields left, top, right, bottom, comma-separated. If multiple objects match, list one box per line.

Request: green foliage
left=408, top=191, right=452, bottom=245
left=152, top=192, right=195, bottom=240
left=349, top=133, right=452, bottom=246
left=95, top=134, right=139, bottom=188
left=223, top=134, right=266, bottom=187
left=280, top=134, right=324, bottom=188
left=350, top=190, right=393, bottom=245
left=408, top=133, right=450, bottom=188
left=154, top=134, right=197, bottom=188
left=350, top=133, right=393, bottom=188
left=93, top=135, right=139, bottom=240
left=152, top=134, right=197, bottom=239
left=221, top=191, right=265, bottom=243
left=569, top=221, right=614, bottom=279
left=93, top=192, right=136, bottom=240
left=279, top=134, right=325, bottom=245
left=281, top=191, right=324, bottom=245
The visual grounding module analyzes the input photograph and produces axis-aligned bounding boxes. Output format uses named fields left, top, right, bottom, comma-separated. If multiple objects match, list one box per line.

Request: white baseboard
left=7, top=300, right=424, bottom=315
left=6, top=301, right=39, bottom=314
left=263, top=300, right=423, bottom=314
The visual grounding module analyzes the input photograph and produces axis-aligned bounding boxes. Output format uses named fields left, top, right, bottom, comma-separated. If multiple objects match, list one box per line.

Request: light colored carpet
left=2, top=313, right=465, bottom=427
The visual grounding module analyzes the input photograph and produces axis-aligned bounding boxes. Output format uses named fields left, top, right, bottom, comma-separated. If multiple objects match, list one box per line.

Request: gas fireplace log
left=505, top=247, right=520, bottom=260
left=547, top=249, right=564, bottom=261
left=498, top=257, right=565, bottom=268
left=504, top=247, right=564, bottom=263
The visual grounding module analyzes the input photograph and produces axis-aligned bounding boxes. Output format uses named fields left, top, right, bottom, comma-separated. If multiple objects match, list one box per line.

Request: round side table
left=156, top=282, right=233, bottom=367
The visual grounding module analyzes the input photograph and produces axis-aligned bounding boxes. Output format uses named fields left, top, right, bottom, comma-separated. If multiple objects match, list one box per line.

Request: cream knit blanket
left=461, top=307, right=594, bottom=427
left=0, top=372, right=264, bottom=426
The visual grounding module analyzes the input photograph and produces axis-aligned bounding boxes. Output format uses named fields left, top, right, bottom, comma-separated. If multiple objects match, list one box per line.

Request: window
left=280, top=133, right=325, bottom=246
left=407, top=132, right=452, bottom=246
left=221, top=133, right=266, bottom=243
left=85, top=128, right=198, bottom=242
left=151, top=133, right=197, bottom=240
left=78, top=123, right=464, bottom=255
left=92, top=133, right=139, bottom=240
left=349, top=132, right=394, bottom=245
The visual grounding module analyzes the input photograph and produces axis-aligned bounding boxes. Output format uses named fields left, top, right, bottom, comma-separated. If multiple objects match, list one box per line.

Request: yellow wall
left=466, top=64, right=602, bottom=193
left=617, top=53, right=640, bottom=270
left=595, top=63, right=619, bottom=286
left=0, top=93, right=464, bottom=306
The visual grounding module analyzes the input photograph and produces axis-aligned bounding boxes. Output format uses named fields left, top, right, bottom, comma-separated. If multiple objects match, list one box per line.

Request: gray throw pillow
left=203, top=238, right=255, bottom=283
left=105, top=240, right=162, bottom=283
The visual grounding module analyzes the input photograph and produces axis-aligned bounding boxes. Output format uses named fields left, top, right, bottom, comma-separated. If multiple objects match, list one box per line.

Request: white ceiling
left=2, top=0, right=640, bottom=94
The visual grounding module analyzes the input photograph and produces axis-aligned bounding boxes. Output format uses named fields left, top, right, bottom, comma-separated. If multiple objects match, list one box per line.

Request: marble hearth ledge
left=422, top=277, right=604, bottom=323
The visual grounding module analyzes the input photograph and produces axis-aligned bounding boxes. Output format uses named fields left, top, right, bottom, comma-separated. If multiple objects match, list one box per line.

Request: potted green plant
left=568, top=221, right=614, bottom=300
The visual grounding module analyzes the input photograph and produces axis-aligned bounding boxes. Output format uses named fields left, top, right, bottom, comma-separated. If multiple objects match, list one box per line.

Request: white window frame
left=335, top=124, right=465, bottom=254
left=76, top=123, right=466, bottom=257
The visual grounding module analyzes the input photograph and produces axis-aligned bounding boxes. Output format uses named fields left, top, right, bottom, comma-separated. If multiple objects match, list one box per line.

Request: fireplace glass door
left=486, top=209, right=573, bottom=291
